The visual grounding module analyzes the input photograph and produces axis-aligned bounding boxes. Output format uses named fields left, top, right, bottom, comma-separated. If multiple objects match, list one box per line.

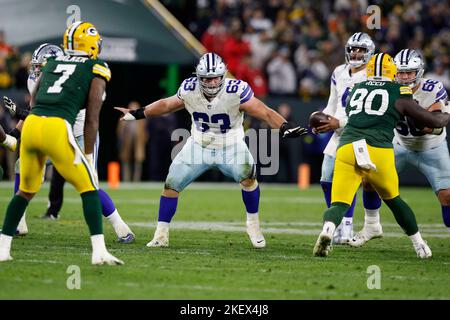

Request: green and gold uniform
left=332, top=80, right=413, bottom=204
left=20, top=55, right=111, bottom=194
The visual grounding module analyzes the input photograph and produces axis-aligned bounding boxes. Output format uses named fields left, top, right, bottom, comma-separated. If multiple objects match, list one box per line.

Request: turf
left=0, top=182, right=448, bottom=300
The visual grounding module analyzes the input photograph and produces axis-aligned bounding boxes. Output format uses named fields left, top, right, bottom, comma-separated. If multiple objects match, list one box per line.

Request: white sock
left=246, top=212, right=259, bottom=222
left=90, top=234, right=107, bottom=254
left=106, top=210, right=123, bottom=228
left=0, top=234, right=13, bottom=251
left=323, top=221, right=336, bottom=236
left=342, top=217, right=353, bottom=226
left=157, top=221, right=170, bottom=230
left=409, top=232, right=425, bottom=247
left=365, top=208, right=380, bottom=224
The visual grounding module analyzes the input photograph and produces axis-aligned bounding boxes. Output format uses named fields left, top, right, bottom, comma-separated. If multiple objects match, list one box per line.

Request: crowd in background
left=1, top=0, right=450, bottom=183
left=187, top=0, right=450, bottom=97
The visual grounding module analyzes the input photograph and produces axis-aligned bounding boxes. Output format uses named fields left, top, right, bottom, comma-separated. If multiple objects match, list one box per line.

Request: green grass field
left=0, top=181, right=449, bottom=300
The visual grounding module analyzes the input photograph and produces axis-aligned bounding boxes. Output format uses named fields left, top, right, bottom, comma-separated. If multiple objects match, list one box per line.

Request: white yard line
left=129, top=221, right=450, bottom=238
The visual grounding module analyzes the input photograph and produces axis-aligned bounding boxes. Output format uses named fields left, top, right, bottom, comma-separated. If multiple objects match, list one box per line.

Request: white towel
left=352, top=139, right=377, bottom=171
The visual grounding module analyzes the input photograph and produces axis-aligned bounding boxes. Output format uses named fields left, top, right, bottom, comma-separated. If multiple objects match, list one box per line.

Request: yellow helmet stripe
left=67, top=21, right=83, bottom=50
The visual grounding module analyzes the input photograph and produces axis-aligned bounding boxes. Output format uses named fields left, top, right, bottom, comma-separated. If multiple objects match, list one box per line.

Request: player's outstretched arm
left=115, top=95, right=185, bottom=121
left=240, top=96, right=307, bottom=138
left=85, top=77, right=106, bottom=155
left=395, top=98, right=450, bottom=128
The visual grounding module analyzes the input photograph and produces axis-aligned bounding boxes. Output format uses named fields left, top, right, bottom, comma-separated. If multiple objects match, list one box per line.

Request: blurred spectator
left=299, top=50, right=329, bottom=98
left=235, top=53, right=268, bottom=98
left=0, top=57, right=12, bottom=88
left=266, top=47, right=297, bottom=95
left=0, top=31, right=13, bottom=59
left=14, top=52, right=31, bottom=90
left=201, top=19, right=228, bottom=58
left=424, top=58, right=450, bottom=90
left=222, top=18, right=251, bottom=74
left=147, top=113, right=177, bottom=181
left=0, top=106, right=17, bottom=179
left=117, top=101, right=148, bottom=182
left=277, top=103, right=296, bottom=182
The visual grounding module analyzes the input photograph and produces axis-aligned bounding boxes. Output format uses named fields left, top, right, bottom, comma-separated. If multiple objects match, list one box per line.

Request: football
left=309, top=111, right=330, bottom=129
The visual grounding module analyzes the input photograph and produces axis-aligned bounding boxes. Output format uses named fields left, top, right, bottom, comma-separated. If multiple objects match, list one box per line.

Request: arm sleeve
left=92, top=61, right=111, bottom=82
left=322, top=71, right=338, bottom=116
left=238, top=81, right=254, bottom=104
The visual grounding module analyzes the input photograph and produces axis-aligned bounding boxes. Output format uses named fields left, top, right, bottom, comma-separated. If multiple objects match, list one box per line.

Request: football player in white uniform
left=2, top=43, right=135, bottom=243
left=314, top=33, right=382, bottom=244
left=116, top=52, right=307, bottom=248
left=350, top=49, right=450, bottom=246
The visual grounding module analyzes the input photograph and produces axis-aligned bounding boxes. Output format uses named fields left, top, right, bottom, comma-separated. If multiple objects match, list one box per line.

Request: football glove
left=280, top=122, right=308, bottom=138
left=1, top=134, right=17, bottom=152
left=120, top=107, right=146, bottom=121
left=3, top=96, right=30, bottom=120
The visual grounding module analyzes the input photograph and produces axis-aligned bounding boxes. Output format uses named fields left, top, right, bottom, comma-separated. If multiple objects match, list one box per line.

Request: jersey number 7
left=47, top=64, right=77, bottom=94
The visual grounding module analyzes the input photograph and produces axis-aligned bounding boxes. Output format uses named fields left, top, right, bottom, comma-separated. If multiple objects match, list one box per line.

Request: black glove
left=280, top=122, right=307, bottom=138
left=3, top=96, right=30, bottom=120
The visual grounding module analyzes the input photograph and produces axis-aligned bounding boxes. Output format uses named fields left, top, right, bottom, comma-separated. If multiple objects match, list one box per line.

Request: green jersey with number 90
left=339, top=80, right=413, bottom=148
left=32, top=55, right=111, bottom=125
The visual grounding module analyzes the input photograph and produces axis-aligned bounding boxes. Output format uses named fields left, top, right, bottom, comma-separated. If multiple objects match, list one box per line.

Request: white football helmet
left=30, top=43, right=64, bottom=77
left=345, top=32, right=375, bottom=68
left=195, top=52, right=227, bottom=97
left=394, top=49, right=424, bottom=88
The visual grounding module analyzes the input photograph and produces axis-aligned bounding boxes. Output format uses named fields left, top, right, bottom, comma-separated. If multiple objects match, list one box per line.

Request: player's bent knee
left=240, top=178, right=257, bottom=191
left=17, top=190, right=35, bottom=201
left=163, top=187, right=179, bottom=198
left=437, top=189, right=450, bottom=205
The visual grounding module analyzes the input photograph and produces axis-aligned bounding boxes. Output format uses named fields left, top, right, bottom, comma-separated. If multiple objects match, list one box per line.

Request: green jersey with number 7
left=32, top=55, right=111, bottom=125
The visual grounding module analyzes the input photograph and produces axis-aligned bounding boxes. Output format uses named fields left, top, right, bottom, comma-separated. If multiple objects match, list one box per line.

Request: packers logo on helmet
left=63, top=21, right=102, bottom=59
left=366, top=53, right=397, bottom=81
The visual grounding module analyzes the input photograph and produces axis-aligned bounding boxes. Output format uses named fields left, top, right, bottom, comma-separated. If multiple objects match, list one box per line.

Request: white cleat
left=91, top=250, right=124, bottom=265
left=0, top=248, right=13, bottom=262
left=349, top=223, right=383, bottom=247
left=146, top=226, right=169, bottom=247
left=114, top=222, right=135, bottom=244
left=332, top=222, right=352, bottom=245
left=313, top=230, right=333, bottom=257
left=246, top=219, right=266, bottom=248
left=414, top=241, right=432, bottom=259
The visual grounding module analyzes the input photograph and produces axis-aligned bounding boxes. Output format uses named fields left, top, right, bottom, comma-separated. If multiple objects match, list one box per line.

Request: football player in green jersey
left=0, top=22, right=123, bottom=265
left=313, top=53, right=450, bottom=258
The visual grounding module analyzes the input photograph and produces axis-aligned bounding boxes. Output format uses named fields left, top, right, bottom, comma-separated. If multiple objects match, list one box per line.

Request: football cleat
left=0, top=248, right=13, bottom=262
left=146, top=225, right=169, bottom=247
left=333, top=222, right=353, bottom=245
left=91, top=250, right=124, bottom=265
left=348, top=223, right=383, bottom=247
left=313, top=232, right=333, bottom=257
left=246, top=219, right=266, bottom=248
left=114, top=222, right=135, bottom=244
left=41, top=213, right=59, bottom=221
left=413, top=241, right=432, bottom=259
left=118, top=232, right=135, bottom=244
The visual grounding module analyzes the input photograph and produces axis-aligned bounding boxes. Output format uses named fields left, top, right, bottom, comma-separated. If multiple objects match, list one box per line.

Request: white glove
left=1, top=135, right=17, bottom=152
